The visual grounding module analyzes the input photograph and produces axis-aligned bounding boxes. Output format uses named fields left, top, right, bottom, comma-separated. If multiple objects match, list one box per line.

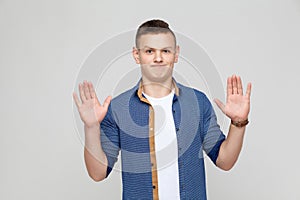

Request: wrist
left=84, top=123, right=100, bottom=129
left=84, top=124, right=101, bottom=136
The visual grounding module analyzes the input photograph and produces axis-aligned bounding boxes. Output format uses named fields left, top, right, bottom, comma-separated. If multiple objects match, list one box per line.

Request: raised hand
left=73, top=81, right=112, bottom=128
left=214, top=75, right=252, bottom=122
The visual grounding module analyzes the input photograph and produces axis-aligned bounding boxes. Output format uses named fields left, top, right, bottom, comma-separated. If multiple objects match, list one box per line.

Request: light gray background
left=1, top=0, right=300, bottom=199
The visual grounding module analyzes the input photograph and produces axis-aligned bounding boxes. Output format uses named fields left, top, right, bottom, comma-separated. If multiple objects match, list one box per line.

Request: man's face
left=133, top=32, right=179, bottom=84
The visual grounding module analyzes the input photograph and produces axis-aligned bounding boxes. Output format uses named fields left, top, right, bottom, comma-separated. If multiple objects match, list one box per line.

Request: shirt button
left=153, top=185, right=156, bottom=189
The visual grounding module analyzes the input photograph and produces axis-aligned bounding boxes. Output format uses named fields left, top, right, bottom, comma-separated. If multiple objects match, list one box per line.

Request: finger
left=237, top=76, right=243, bottom=95
left=89, top=82, right=102, bottom=105
left=232, top=75, right=238, bottom=94
left=84, top=80, right=91, bottom=100
left=246, top=82, right=252, bottom=99
left=214, top=99, right=226, bottom=114
left=103, top=96, right=112, bottom=110
left=88, top=82, right=96, bottom=99
left=227, top=76, right=233, bottom=96
left=72, top=92, right=81, bottom=108
left=79, top=83, right=86, bottom=102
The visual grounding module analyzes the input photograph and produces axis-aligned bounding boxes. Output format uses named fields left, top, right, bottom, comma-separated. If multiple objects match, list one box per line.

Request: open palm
left=73, top=81, right=112, bottom=128
left=214, top=75, right=251, bottom=122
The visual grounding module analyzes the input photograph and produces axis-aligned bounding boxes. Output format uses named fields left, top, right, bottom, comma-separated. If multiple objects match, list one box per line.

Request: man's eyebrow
left=141, top=46, right=174, bottom=49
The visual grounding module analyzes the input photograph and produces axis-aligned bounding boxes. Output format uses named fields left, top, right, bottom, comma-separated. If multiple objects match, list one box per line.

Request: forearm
left=216, top=124, right=246, bottom=171
left=84, top=125, right=108, bottom=181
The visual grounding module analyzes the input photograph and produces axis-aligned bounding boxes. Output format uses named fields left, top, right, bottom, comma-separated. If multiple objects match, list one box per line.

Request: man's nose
left=154, top=51, right=163, bottom=63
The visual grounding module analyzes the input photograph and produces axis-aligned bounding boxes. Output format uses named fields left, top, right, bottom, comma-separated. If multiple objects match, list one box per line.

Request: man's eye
left=145, top=50, right=153, bottom=54
left=163, top=50, right=171, bottom=53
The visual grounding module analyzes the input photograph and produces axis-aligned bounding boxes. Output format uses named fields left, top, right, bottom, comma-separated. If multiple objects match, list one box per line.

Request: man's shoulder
left=110, top=84, right=139, bottom=104
left=176, top=82, right=208, bottom=100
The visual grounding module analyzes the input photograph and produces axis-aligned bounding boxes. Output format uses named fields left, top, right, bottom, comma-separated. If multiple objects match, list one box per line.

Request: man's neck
left=142, top=78, right=173, bottom=98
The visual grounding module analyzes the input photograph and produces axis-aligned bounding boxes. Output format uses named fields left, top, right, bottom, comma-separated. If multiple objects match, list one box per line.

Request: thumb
left=214, top=98, right=225, bottom=114
left=103, top=95, right=112, bottom=110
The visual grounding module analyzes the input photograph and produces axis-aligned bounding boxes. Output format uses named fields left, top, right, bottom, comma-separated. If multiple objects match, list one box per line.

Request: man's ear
left=174, top=45, right=180, bottom=63
left=132, top=47, right=140, bottom=64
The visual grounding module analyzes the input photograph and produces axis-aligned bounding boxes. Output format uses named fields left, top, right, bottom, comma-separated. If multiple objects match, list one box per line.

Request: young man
left=73, top=19, right=252, bottom=199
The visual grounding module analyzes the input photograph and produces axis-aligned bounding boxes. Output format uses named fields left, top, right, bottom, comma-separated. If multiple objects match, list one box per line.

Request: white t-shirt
left=143, top=91, right=180, bottom=200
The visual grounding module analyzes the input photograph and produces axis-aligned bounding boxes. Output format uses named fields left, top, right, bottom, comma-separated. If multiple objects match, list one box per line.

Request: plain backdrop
left=1, top=0, right=300, bottom=199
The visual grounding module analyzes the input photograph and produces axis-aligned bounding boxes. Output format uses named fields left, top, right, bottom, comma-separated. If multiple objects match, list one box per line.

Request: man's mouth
left=151, top=64, right=167, bottom=67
